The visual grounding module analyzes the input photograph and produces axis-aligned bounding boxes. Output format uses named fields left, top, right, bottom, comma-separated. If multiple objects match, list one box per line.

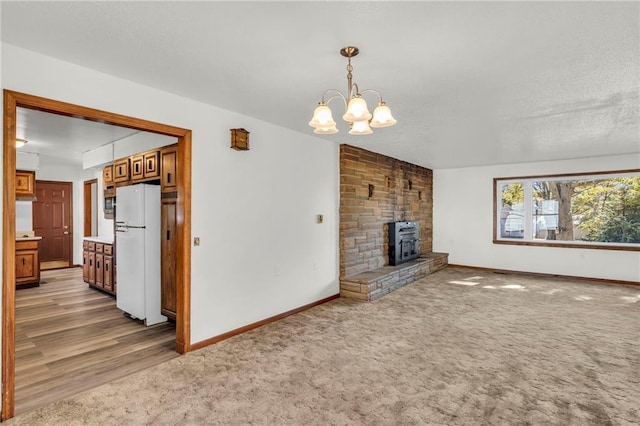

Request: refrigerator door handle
left=116, top=223, right=147, bottom=232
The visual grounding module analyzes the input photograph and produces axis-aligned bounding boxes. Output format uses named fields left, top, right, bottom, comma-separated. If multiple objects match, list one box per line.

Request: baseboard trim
left=190, top=293, right=340, bottom=351
left=448, top=264, right=640, bottom=287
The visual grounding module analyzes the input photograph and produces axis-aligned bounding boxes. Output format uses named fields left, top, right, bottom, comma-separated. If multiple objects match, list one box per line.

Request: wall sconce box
left=230, top=128, right=250, bottom=151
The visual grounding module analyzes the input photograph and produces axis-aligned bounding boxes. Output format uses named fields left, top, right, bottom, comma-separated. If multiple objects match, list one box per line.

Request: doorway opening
left=3, top=90, right=192, bottom=420
left=83, top=179, right=98, bottom=238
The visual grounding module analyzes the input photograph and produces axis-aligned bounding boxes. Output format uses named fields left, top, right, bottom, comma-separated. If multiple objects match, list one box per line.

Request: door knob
left=63, top=231, right=69, bottom=235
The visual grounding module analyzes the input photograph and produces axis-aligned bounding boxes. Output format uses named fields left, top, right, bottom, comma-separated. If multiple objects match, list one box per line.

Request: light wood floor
left=15, top=267, right=179, bottom=414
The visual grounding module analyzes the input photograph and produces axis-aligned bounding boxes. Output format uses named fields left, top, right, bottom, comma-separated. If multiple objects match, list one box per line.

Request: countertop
left=16, top=236, right=42, bottom=241
left=84, top=236, right=114, bottom=244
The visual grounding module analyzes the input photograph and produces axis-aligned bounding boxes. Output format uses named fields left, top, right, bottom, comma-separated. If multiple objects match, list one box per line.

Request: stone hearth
left=340, top=252, right=448, bottom=301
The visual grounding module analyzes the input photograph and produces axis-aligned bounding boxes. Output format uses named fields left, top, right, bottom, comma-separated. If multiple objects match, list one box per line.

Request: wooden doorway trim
left=2, top=90, right=192, bottom=420
left=83, top=179, right=98, bottom=238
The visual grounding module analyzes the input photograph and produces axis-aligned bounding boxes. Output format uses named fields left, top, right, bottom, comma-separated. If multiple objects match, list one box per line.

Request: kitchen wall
left=15, top=201, right=32, bottom=231
left=14, top=162, right=115, bottom=265
left=433, top=154, right=640, bottom=282
left=1, top=43, right=340, bottom=347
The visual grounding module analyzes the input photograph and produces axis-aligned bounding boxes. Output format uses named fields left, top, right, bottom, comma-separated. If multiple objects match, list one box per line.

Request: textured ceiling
left=2, top=1, right=639, bottom=169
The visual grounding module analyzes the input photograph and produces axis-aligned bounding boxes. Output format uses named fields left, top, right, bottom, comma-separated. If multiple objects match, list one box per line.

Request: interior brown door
left=33, top=181, right=73, bottom=269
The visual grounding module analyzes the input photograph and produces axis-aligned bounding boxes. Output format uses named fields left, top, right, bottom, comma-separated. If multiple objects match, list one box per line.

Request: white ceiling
left=16, top=108, right=141, bottom=167
left=2, top=1, right=639, bottom=169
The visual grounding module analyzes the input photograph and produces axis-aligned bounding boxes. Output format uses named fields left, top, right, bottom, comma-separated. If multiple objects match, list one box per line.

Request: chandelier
left=309, top=46, right=396, bottom=135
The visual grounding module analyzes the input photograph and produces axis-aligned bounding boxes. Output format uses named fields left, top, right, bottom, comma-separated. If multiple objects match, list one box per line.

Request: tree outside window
left=495, top=171, right=640, bottom=249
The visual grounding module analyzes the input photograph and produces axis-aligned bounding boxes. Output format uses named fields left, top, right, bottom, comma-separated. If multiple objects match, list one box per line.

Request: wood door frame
left=2, top=90, right=192, bottom=420
left=33, top=180, right=74, bottom=268
left=83, top=179, right=98, bottom=238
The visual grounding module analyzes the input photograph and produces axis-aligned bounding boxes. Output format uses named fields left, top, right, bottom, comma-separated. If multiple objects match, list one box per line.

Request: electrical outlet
left=194, top=237, right=200, bottom=246
left=317, top=214, right=323, bottom=224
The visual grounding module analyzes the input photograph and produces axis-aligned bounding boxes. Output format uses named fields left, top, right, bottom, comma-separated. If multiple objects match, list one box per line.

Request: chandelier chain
left=346, top=57, right=354, bottom=99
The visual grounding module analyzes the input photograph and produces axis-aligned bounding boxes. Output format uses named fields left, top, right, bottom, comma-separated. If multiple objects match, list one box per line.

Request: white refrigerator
left=115, top=184, right=166, bottom=326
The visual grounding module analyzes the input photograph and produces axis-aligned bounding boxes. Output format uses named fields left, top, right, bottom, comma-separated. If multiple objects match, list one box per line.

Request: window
left=494, top=170, right=640, bottom=251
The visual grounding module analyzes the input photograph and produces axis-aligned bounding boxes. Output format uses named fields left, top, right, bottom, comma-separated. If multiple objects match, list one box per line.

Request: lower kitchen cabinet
left=103, top=244, right=115, bottom=293
left=83, top=239, right=115, bottom=295
left=161, top=197, right=177, bottom=320
left=16, top=239, right=40, bottom=288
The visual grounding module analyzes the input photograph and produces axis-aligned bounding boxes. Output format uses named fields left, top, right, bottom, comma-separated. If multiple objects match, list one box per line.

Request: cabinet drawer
left=87, top=242, right=96, bottom=251
left=95, top=243, right=104, bottom=253
left=16, top=240, right=39, bottom=250
left=104, top=244, right=113, bottom=255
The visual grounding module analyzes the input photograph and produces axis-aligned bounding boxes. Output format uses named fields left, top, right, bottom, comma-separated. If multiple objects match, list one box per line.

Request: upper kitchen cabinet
left=103, top=165, right=113, bottom=185
left=113, top=158, right=130, bottom=184
left=131, top=150, right=160, bottom=183
left=161, top=144, right=178, bottom=194
left=16, top=170, right=36, bottom=200
left=103, top=165, right=116, bottom=200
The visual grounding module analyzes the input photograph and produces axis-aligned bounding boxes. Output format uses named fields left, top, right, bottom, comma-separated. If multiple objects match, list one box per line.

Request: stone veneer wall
left=340, top=144, right=434, bottom=278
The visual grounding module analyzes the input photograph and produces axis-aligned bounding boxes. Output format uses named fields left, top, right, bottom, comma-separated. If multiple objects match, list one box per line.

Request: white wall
left=112, top=132, right=176, bottom=159
left=35, top=156, right=86, bottom=265
left=82, top=132, right=177, bottom=169
left=434, top=154, right=640, bottom=282
left=93, top=167, right=114, bottom=239
left=15, top=201, right=33, bottom=232
left=12, top=160, right=114, bottom=264
left=1, top=43, right=340, bottom=345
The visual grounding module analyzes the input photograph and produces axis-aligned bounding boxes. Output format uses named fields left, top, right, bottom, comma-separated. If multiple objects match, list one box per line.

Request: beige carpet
left=7, top=267, right=640, bottom=425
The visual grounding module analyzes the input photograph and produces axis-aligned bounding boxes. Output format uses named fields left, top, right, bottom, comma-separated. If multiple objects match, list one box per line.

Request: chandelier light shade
left=309, top=46, right=396, bottom=135
left=370, top=102, right=397, bottom=128
left=349, top=119, right=373, bottom=135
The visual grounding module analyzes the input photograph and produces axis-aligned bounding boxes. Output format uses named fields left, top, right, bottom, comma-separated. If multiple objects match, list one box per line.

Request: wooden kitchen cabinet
left=131, top=150, right=160, bottom=183
left=103, top=255, right=114, bottom=292
left=82, top=244, right=90, bottom=282
left=95, top=245, right=104, bottom=289
left=113, top=158, right=130, bottom=184
left=88, top=252, right=96, bottom=285
left=161, top=145, right=178, bottom=194
left=16, top=239, right=40, bottom=288
left=16, top=170, right=36, bottom=200
left=102, top=164, right=116, bottom=198
left=161, top=197, right=177, bottom=320
left=83, top=239, right=115, bottom=295
left=103, top=165, right=113, bottom=185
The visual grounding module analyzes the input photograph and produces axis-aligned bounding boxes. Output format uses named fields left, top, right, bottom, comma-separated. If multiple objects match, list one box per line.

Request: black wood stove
left=389, top=221, right=420, bottom=266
